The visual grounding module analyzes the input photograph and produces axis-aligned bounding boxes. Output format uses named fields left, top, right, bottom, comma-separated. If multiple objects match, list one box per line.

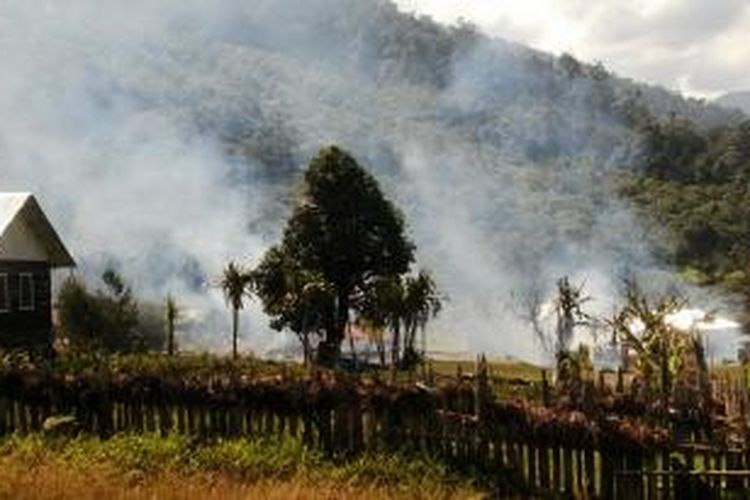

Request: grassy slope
left=0, top=434, right=483, bottom=500
left=429, top=359, right=544, bottom=381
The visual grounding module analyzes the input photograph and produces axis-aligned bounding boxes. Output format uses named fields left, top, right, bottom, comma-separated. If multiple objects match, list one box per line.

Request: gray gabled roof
left=0, top=192, right=75, bottom=268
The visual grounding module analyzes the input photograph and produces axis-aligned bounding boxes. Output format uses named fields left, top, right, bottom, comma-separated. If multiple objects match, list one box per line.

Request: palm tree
left=378, top=277, right=406, bottom=371
left=358, top=275, right=404, bottom=371
left=402, top=270, right=442, bottom=367
left=165, top=294, right=179, bottom=356
left=220, top=261, right=254, bottom=360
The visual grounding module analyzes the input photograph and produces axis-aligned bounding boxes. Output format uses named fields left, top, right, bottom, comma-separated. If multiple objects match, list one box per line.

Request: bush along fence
left=1, top=360, right=750, bottom=498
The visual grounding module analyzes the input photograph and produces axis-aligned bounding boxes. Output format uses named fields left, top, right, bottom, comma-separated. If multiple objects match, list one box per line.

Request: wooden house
left=0, top=193, right=74, bottom=352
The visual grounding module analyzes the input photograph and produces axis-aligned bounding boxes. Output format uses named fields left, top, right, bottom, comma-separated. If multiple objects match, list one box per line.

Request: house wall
left=0, top=261, right=52, bottom=350
left=0, top=214, right=49, bottom=261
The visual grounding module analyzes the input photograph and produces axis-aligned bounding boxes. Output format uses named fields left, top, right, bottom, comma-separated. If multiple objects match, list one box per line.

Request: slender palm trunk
left=348, top=322, right=357, bottom=367
left=301, top=334, right=310, bottom=365
left=405, top=325, right=417, bottom=355
left=377, top=336, right=386, bottom=367
left=232, top=306, right=239, bottom=360
left=167, top=319, right=175, bottom=356
left=391, top=323, right=400, bottom=372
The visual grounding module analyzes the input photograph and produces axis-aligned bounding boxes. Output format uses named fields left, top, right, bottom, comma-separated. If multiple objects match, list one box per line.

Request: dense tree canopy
left=254, top=145, right=416, bottom=364
left=57, top=270, right=142, bottom=353
left=621, top=118, right=750, bottom=288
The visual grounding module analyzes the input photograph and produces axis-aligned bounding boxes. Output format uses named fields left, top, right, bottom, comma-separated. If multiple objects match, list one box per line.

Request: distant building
left=0, top=193, right=74, bottom=352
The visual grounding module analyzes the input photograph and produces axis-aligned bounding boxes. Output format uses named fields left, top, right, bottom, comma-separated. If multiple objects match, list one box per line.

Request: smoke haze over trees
left=0, top=0, right=746, bottom=361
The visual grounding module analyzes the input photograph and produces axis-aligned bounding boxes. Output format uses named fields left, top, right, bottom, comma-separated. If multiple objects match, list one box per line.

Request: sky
left=395, top=0, right=750, bottom=98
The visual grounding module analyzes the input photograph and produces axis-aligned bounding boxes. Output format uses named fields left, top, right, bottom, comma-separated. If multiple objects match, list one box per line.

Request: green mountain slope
left=1, top=0, right=747, bottom=357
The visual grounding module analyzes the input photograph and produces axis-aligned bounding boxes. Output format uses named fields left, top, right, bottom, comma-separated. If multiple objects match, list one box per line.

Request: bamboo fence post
left=727, top=451, right=743, bottom=492
left=551, top=445, right=562, bottom=494
left=245, top=405, right=254, bottom=436
left=227, top=399, right=242, bottom=438
left=700, top=447, right=711, bottom=488
left=633, top=450, right=645, bottom=499
left=208, top=405, right=218, bottom=436
left=18, top=401, right=28, bottom=433
left=288, top=411, right=299, bottom=441
left=494, top=433, right=503, bottom=474
left=351, top=400, right=363, bottom=453
left=541, top=369, right=550, bottom=407
left=122, top=398, right=130, bottom=433
left=134, top=399, right=145, bottom=433
left=319, top=407, right=333, bottom=456
left=263, top=407, right=274, bottom=436
left=277, top=407, right=287, bottom=439
left=186, top=405, right=195, bottom=435
left=646, top=453, right=658, bottom=500
left=333, top=403, right=349, bottom=454
left=475, top=356, right=490, bottom=466
left=584, top=446, right=595, bottom=498
left=538, top=443, right=550, bottom=492
left=8, top=401, right=17, bottom=434
left=198, top=404, right=208, bottom=437
left=614, top=452, right=628, bottom=500
left=29, top=404, right=40, bottom=431
left=660, top=448, right=672, bottom=498
left=600, top=448, right=614, bottom=499
left=573, top=448, right=586, bottom=497
left=145, top=401, right=156, bottom=433
left=509, top=435, right=521, bottom=476
left=302, top=408, right=314, bottom=447
left=426, top=403, right=438, bottom=456
left=0, top=396, right=7, bottom=435
left=158, top=401, right=171, bottom=436
left=99, top=394, right=114, bottom=438
left=527, top=442, right=538, bottom=491
left=176, top=405, right=186, bottom=434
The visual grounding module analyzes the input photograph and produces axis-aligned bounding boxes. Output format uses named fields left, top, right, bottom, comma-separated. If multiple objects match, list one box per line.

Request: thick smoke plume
left=0, top=0, right=740, bottom=361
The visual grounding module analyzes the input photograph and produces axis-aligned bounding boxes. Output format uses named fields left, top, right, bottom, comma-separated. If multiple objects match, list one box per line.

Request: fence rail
left=1, top=364, right=750, bottom=499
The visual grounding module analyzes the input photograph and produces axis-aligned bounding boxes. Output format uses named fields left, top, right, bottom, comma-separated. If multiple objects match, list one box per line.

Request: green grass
left=0, top=432, right=478, bottom=493
left=429, top=358, right=545, bottom=381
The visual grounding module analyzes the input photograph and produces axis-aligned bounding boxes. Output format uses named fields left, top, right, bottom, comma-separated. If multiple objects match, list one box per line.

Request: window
left=0, top=274, right=8, bottom=313
left=19, top=273, right=34, bottom=311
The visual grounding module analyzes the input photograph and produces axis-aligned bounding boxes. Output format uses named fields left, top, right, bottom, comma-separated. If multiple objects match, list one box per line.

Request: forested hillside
left=716, top=91, right=750, bottom=115
left=3, top=0, right=748, bottom=357
left=621, top=117, right=750, bottom=289
left=88, top=0, right=750, bottom=350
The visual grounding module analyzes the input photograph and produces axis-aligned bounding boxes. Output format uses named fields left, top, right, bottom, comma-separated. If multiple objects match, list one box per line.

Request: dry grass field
left=0, top=434, right=484, bottom=500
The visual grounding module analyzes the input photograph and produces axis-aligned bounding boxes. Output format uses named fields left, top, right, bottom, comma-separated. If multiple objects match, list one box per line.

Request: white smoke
left=0, top=0, right=741, bottom=361
left=0, top=1, right=283, bottom=353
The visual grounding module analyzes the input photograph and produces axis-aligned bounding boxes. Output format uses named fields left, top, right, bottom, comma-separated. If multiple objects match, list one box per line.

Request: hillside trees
left=57, top=269, right=141, bottom=353
left=622, top=117, right=750, bottom=286
left=253, top=146, right=419, bottom=366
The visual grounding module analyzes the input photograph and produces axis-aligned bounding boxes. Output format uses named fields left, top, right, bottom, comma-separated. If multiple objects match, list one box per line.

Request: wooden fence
left=1, top=365, right=750, bottom=498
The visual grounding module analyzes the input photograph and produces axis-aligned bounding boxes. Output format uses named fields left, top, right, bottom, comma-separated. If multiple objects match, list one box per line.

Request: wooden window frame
left=0, top=274, right=8, bottom=313
left=18, top=273, right=34, bottom=312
